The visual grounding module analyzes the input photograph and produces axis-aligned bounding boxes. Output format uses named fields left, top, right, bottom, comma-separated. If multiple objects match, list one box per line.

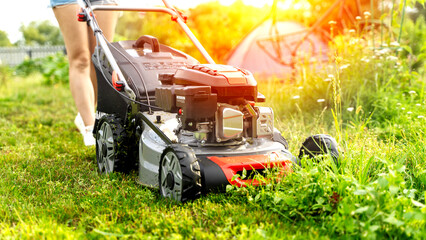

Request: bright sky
left=0, top=0, right=275, bottom=43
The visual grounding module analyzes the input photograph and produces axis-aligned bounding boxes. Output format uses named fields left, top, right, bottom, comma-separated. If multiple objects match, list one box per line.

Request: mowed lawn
left=0, top=75, right=309, bottom=239
left=2, top=71, right=426, bottom=239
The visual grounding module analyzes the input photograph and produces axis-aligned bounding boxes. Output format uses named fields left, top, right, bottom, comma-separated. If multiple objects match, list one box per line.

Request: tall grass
left=235, top=3, right=426, bottom=238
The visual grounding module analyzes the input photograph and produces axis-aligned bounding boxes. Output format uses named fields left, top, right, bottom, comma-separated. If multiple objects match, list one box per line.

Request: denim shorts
left=50, top=0, right=117, bottom=8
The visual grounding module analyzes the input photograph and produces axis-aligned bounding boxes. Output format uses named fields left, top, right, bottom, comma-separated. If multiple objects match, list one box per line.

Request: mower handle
left=133, top=35, right=160, bottom=52
left=90, top=5, right=215, bottom=64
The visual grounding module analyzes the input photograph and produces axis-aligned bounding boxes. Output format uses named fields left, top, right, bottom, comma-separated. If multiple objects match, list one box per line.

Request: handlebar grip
left=133, top=35, right=160, bottom=52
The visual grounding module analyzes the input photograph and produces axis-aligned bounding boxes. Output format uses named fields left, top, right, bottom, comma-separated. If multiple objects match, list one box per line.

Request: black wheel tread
left=96, top=115, right=130, bottom=173
left=159, top=144, right=202, bottom=202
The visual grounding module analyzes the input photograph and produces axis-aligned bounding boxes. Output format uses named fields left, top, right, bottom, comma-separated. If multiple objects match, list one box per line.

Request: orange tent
left=227, top=20, right=328, bottom=78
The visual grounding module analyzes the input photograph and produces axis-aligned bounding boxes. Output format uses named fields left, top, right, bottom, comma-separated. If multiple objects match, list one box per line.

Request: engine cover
left=173, top=64, right=259, bottom=103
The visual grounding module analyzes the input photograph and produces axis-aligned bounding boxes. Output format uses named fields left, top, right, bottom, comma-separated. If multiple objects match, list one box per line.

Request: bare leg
left=53, top=4, right=95, bottom=127
left=89, top=9, right=119, bottom=106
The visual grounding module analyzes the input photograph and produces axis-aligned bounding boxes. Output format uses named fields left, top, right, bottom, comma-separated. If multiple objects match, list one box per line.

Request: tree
left=0, top=30, right=12, bottom=47
left=19, top=20, right=64, bottom=46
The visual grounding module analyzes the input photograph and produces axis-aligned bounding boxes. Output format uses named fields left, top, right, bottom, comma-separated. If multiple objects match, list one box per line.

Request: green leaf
left=369, top=225, right=380, bottom=232
left=354, top=189, right=367, bottom=195
left=316, top=196, right=325, bottom=205
left=389, top=186, right=399, bottom=195
left=354, top=206, right=369, bottom=214
left=411, top=199, right=425, bottom=208
left=378, top=177, right=389, bottom=188
left=273, top=194, right=282, bottom=204
left=384, top=212, right=405, bottom=227
left=283, top=196, right=297, bottom=207
left=231, top=174, right=240, bottom=181
left=242, top=168, right=247, bottom=179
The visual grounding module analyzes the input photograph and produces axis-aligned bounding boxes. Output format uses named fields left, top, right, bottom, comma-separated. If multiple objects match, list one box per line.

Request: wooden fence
left=0, top=46, right=66, bottom=66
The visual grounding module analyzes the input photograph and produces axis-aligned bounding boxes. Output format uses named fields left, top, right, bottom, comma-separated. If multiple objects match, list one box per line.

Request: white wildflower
left=418, top=115, right=424, bottom=119
left=386, top=56, right=398, bottom=61
left=347, top=107, right=354, bottom=112
left=407, top=111, right=412, bottom=114
left=361, top=57, right=370, bottom=63
left=339, top=64, right=350, bottom=70
left=409, top=90, right=416, bottom=95
left=376, top=48, right=390, bottom=55
left=390, top=41, right=400, bottom=47
left=292, top=95, right=300, bottom=99
left=416, top=103, right=421, bottom=107
left=317, top=99, right=325, bottom=103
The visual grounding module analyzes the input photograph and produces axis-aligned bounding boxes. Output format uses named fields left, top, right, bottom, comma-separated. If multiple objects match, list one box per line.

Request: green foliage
left=14, top=57, right=43, bottom=76
left=19, top=20, right=64, bottom=46
left=261, top=14, right=426, bottom=141
left=399, top=15, right=426, bottom=72
left=15, top=53, right=69, bottom=85
left=0, top=30, right=12, bottom=47
left=228, top=131, right=426, bottom=238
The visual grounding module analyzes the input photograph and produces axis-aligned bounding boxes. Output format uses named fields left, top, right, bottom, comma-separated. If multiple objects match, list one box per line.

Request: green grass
left=2, top=70, right=426, bottom=239
left=0, top=75, right=324, bottom=239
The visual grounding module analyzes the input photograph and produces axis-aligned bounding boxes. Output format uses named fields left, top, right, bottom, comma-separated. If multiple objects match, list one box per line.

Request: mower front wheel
left=159, top=145, right=201, bottom=202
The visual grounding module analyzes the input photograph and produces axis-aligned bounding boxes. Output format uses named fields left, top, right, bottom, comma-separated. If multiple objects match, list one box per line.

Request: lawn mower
left=77, top=0, right=339, bottom=202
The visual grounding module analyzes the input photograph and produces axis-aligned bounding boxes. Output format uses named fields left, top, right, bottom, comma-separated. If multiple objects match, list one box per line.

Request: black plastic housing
left=92, top=38, right=199, bottom=119
left=175, top=86, right=217, bottom=130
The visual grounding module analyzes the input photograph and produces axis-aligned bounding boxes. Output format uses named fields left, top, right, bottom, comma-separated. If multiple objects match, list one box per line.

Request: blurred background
left=1, top=0, right=425, bottom=135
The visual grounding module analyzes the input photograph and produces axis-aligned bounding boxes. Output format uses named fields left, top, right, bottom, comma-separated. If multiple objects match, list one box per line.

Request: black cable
left=94, top=40, right=162, bottom=110
left=86, top=2, right=162, bottom=111
left=102, top=35, right=153, bottom=113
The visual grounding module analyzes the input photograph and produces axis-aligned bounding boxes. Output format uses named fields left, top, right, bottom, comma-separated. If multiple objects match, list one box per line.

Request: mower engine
left=155, top=64, right=273, bottom=144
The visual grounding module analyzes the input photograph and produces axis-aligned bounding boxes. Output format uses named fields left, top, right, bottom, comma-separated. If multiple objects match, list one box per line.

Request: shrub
left=15, top=52, right=69, bottom=85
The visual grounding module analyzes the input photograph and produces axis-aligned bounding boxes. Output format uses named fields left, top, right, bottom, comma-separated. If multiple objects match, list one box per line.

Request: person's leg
left=88, top=9, right=119, bottom=106
left=53, top=4, right=95, bottom=127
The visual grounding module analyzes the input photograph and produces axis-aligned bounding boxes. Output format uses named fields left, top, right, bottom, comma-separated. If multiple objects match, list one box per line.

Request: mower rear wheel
left=96, top=115, right=128, bottom=174
left=298, top=134, right=339, bottom=163
left=159, top=145, right=201, bottom=202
